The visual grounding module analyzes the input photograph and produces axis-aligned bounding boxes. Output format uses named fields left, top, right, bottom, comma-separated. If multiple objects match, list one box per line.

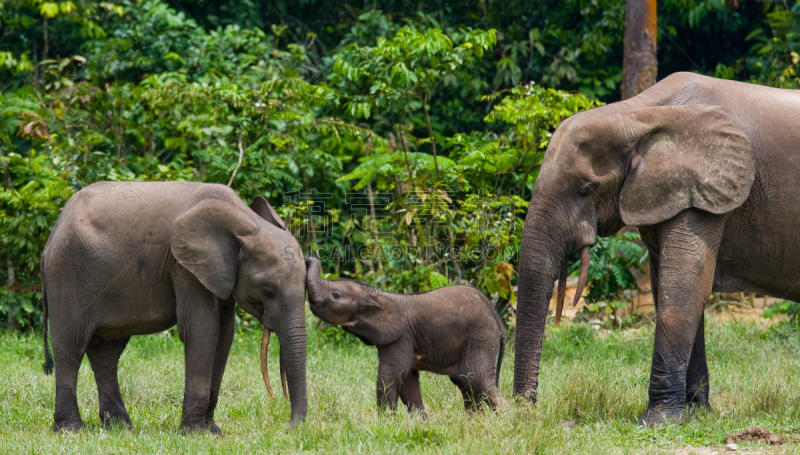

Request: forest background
left=1, top=0, right=798, bottom=332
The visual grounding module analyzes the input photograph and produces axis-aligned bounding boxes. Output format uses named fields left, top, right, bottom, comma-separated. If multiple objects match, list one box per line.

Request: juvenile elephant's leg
left=639, top=210, right=724, bottom=426
left=174, top=269, right=221, bottom=433
left=86, top=336, right=131, bottom=428
left=685, top=314, right=710, bottom=411
left=398, top=369, right=425, bottom=416
left=52, top=332, right=90, bottom=432
left=460, top=342, right=507, bottom=411
left=450, top=376, right=478, bottom=412
left=204, top=300, right=235, bottom=434
left=375, top=343, right=413, bottom=412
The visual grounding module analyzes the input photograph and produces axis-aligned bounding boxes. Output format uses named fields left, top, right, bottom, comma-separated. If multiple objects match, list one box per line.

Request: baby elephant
left=305, top=257, right=508, bottom=414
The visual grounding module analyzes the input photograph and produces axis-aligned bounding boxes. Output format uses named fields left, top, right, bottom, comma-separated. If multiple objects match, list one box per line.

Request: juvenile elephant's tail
left=496, top=334, right=505, bottom=389
left=41, top=269, right=54, bottom=375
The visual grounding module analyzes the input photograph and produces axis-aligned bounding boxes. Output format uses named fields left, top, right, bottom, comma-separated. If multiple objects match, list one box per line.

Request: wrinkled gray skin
left=514, top=72, right=800, bottom=426
left=305, top=257, right=507, bottom=414
left=42, top=182, right=307, bottom=432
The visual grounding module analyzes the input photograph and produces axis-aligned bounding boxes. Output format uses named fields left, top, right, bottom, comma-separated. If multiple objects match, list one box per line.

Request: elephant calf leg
left=398, top=370, right=426, bottom=417
left=375, top=344, right=413, bottom=412
left=86, top=336, right=132, bottom=429
left=450, top=375, right=480, bottom=412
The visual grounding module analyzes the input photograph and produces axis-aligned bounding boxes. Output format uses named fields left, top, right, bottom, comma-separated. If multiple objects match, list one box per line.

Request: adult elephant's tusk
left=555, top=259, right=568, bottom=326
left=572, top=246, right=591, bottom=307
left=261, top=329, right=276, bottom=399
left=279, top=351, right=288, bottom=400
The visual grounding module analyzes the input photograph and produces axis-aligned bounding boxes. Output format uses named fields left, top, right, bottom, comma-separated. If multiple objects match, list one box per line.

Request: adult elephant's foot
left=180, top=418, right=221, bottom=435
left=686, top=399, right=710, bottom=415
left=207, top=418, right=222, bottom=435
left=100, top=411, right=132, bottom=430
left=637, top=407, right=685, bottom=427
left=52, top=419, right=84, bottom=433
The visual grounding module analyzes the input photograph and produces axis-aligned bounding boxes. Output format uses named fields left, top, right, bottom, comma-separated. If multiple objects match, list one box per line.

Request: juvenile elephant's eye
left=332, top=290, right=341, bottom=300
left=262, top=287, right=276, bottom=299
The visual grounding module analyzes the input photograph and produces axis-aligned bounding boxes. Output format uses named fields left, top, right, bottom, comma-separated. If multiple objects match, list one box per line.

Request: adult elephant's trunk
left=272, top=307, right=307, bottom=426
left=514, top=199, right=592, bottom=402
left=305, top=257, right=327, bottom=303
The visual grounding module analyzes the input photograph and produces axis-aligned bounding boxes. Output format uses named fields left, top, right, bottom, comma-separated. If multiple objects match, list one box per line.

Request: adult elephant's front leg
left=174, top=269, right=222, bottom=433
left=685, top=313, right=709, bottom=411
left=639, top=210, right=724, bottom=426
left=204, top=299, right=235, bottom=434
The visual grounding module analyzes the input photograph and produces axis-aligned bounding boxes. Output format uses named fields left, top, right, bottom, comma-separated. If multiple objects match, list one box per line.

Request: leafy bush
left=576, top=233, right=649, bottom=328
left=763, top=300, right=800, bottom=327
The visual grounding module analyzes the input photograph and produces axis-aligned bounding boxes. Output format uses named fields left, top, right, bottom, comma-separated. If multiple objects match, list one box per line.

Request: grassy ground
left=1, top=313, right=800, bottom=454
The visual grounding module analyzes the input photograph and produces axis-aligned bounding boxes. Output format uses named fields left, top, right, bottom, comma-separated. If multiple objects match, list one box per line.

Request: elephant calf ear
left=620, top=104, right=755, bottom=226
left=171, top=198, right=259, bottom=300
left=353, top=295, right=404, bottom=346
left=249, top=195, right=286, bottom=230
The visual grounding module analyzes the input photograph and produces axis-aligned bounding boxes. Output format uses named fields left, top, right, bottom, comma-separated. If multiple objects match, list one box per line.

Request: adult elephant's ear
left=350, top=294, right=404, bottom=346
left=619, top=104, right=755, bottom=226
left=249, top=195, right=286, bottom=230
left=171, top=198, right=259, bottom=299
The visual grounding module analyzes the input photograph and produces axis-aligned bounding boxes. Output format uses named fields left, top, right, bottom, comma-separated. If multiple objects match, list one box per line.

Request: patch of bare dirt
left=725, top=427, right=787, bottom=446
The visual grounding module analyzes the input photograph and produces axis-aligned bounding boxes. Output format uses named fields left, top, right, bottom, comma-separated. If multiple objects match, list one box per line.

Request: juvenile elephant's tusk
left=261, top=329, right=276, bottom=399
left=555, top=259, right=568, bottom=326
left=279, top=350, right=288, bottom=400
left=572, top=246, right=591, bottom=307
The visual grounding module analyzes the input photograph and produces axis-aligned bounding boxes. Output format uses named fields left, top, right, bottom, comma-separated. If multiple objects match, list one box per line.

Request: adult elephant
left=42, top=182, right=307, bottom=432
left=513, top=72, right=800, bottom=425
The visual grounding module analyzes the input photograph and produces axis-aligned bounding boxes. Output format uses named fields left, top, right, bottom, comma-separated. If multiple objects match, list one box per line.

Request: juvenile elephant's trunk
left=304, top=257, right=327, bottom=303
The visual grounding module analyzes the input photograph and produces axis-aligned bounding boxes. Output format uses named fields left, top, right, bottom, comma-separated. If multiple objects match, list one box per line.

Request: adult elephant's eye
left=578, top=184, right=592, bottom=196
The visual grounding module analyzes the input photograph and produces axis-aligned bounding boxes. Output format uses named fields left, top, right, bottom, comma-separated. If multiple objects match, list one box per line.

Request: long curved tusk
left=555, top=258, right=568, bottom=326
left=572, top=246, right=591, bottom=307
left=261, top=329, right=276, bottom=399
left=279, top=350, right=288, bottom=400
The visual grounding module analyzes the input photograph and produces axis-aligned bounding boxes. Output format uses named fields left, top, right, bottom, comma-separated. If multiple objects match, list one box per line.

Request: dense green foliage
left=0, top=0, right=797, bottom=330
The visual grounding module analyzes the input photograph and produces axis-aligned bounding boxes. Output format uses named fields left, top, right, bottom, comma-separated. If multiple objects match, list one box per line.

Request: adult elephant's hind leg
left=685, top=313, right=710, bottom=412
left=639, top=210, right=724, bottom=426
left=205, top=300, right=235, bottom=434
left=52, top=331, right=90, bottom=432
left=86, top=336, right=132, bottom=429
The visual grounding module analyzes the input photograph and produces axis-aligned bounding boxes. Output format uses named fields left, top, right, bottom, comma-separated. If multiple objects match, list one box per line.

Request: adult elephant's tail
left=496, top=334, right=505, bottom=388
left=42, top=266, right=54, bottom=375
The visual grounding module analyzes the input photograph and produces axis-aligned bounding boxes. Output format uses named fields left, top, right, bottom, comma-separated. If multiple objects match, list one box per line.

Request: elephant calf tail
left=41, top=275, right=54, bottom=375
left=496, top=334, right=505, bottom=389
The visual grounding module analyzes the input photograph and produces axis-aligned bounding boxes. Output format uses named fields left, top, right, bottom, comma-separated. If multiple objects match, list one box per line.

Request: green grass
left=1, top=314, right=800, bottom=454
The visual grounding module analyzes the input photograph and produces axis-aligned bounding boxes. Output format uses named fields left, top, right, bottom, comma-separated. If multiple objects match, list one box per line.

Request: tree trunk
left=621, top=0, right=657, bottom=100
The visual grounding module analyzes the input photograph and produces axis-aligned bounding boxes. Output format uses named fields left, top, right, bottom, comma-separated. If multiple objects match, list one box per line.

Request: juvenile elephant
left=42, top=182, right=307, bottom=432
left=513, top=72, right=800, bottom=425
left=305, top=257, right=507, bottom=413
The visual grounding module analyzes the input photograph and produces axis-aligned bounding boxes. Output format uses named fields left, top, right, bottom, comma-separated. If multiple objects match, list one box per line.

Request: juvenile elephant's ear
left=350, top=294, right=404, bottom=346
left=171, top=198, right=259, bottom=299
left=249, top=195, right=286, bottom=230
left=619, top=104, right=755, bottom=226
